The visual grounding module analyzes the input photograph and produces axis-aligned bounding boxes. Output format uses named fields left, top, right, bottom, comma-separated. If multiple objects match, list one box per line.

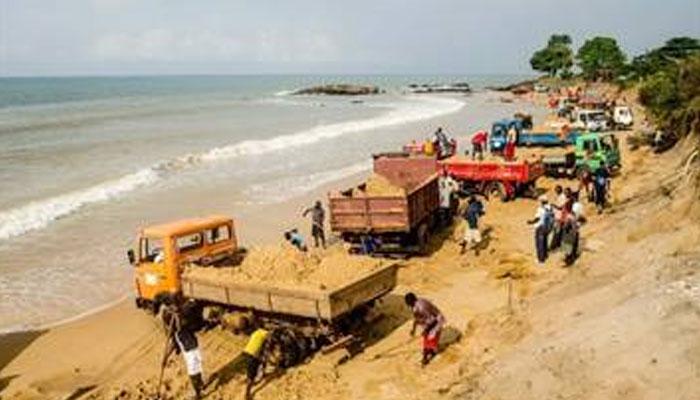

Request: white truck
left=571, top=109, right=609, bottom=132
left=613, top=106, right=634, bottom=130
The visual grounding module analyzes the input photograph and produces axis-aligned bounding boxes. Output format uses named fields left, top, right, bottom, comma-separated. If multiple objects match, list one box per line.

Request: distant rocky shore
left=486, top=79, right=537, bottom=94
left=407, top=82, right=471, bottom=94
left=292, top=84, right=381, bottom=96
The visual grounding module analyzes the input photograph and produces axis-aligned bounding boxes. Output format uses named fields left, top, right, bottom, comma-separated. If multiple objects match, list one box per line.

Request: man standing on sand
left=593, top=167, right=611, bottom=214
left=161, top=296, right=205, bottom=400
left=302, top=200, right=326, bottom=248
left=528, top=195, right=554, bottom=265
left=461, top=195, right=485, bottom=255
left=550, top=185, right=567, bottom=250
left=405, top=292, right=445, bottom=367
left=438, top=175, right=459, bottom=226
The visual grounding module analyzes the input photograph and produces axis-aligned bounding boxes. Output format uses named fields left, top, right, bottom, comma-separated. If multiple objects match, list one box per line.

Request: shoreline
left=0, top=90, right=522, bottom=336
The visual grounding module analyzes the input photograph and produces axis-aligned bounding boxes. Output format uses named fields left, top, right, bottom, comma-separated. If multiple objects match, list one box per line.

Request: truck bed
left=181, top=263, right=398, bottom=321
left=440, top=156, right=544, bottom=183
left=328, top=173, right=439, bottom=234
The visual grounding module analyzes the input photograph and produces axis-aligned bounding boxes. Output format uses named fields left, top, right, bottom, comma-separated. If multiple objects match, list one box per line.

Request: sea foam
left=0, top=96, right=464, bottom=240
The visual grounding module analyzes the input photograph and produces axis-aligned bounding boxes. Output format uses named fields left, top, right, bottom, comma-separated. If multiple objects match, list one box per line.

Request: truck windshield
left=601, top=135, right=617, bottom=150
left=140, top=237, right=164, bottom=262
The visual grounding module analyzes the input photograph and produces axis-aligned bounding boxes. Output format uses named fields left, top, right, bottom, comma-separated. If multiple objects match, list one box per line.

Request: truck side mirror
left=127, top=249, right=136, bottom=266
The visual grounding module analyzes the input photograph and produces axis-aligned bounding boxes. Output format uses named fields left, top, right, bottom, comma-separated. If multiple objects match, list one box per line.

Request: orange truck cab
left=127, top=215, right=237, bottom=311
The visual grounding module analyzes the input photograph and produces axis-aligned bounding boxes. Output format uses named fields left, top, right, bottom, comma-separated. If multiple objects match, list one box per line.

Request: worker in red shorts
left=405, top=292, right=446, bottom=366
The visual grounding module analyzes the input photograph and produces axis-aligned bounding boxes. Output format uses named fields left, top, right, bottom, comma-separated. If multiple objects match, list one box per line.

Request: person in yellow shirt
left=242, top=326, right=270, bottom=400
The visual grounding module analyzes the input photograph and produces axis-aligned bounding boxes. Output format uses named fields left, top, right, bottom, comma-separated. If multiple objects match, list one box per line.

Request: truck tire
left=488, top=182, right=508, bottom=202
left=416, top=223, right=429, bottom=253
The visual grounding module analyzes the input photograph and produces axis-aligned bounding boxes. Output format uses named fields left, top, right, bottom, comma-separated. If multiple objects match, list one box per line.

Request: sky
left=0, top=0, right=698, bottom=76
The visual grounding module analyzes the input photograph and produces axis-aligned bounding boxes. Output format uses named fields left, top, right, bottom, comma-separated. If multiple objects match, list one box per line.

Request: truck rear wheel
left=416, top=223, right=429, bottom=253
left=488, top=182, right=508, bottom=202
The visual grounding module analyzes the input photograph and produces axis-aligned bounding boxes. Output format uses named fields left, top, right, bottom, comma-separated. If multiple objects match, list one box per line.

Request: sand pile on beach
left=353, top=173, right=407, bottom=196
left=183, top=244, right=385, bottom=290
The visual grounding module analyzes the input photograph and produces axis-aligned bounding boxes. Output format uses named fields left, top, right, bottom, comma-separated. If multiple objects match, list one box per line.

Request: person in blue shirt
left=284, top=229, right=307, bottom=252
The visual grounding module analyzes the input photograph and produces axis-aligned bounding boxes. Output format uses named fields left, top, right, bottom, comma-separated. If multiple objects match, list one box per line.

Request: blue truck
left=489, top=119, right=584, bottom=151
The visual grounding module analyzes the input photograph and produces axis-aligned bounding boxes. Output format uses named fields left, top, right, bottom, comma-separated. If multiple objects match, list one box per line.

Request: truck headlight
left=144, top=273, right=159, bottom=286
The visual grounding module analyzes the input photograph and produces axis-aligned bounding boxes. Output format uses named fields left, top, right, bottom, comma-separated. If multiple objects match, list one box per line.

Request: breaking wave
left=244, top=161, right=372, bottom=204
left=0, top=96, right=463, bottom=241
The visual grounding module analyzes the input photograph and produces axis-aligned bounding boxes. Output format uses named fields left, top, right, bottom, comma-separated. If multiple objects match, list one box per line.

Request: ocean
left=0, top=74, right=531, bottom=332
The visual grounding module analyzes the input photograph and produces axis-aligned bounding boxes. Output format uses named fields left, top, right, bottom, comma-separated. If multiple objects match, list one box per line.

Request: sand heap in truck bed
left=183, top=244, right=386, bottom=291
left=353, top=173, right=407, bottom=196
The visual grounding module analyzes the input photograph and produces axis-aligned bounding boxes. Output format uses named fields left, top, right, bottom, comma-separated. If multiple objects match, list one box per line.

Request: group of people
left=528, top=184, right=586, bottom=266
left=579, top=165, right=612, bottom=215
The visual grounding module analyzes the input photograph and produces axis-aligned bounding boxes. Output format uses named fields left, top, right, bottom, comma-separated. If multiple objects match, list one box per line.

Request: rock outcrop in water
left=408, top=82, right=471, bottom=94
left=487, top=79, right=537, bottom=94
left=292, top=84, right=381, bottom=96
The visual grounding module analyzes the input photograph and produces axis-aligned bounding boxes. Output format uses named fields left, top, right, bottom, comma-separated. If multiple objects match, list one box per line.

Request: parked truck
left=328, top=155, right=441, bottom=254
left=489, top=119, right=584, bottom=151
left=540, top=132, right=621, bottom=177
left=127, top=215, right=398, bottom=345
left=440, top=155, right=544, bottom=201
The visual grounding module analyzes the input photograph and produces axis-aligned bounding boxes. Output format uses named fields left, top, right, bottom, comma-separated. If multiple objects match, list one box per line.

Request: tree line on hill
left=530, top=34, right=699, bottom=148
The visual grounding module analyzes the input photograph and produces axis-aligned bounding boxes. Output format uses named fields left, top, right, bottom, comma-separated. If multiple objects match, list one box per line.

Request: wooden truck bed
left=181, top=263, right=398, bottom=321
left=328, top=173, right=439, bottom=234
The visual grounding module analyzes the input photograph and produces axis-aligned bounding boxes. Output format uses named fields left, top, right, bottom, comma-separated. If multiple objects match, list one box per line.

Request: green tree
left=529, top=34, right=573, bottom=77
left=639, top=54, right=700, bottom=142
left=576, top=37, right=626, bottom=81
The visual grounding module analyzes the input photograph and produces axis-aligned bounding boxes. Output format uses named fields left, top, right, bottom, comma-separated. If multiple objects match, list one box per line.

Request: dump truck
left=126, top=215, right=398, bottom=343
left=489, top=118, right=584, bottom=150
left=440, top=155, right=544, bottom=201
left=328, top=155, right=441, bottom=254
left=538, top=132, right=621, bottom=178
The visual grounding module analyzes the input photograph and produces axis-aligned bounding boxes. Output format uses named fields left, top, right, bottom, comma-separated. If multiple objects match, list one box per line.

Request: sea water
left=0, top=74, right=531, bottom=332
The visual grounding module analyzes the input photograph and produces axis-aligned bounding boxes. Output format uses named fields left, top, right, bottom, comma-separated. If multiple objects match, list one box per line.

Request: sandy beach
left=1, top=87, right=699, bottom=400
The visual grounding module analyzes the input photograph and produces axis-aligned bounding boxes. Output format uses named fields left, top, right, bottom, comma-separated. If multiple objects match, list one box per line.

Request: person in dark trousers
left=302, top=200, right=326, bottom=248
left=241, top=323, right=272, bottom=400
left=528, top=195, right=554, bottom=265
left=561, top=212, right=580, bottom=266
left=405, top=292, right=446, bottom=367
left=433, top=127, right=453, bottom=159
left=593, top=167, right=611, bottom=214
left=161, top=297, right=205, bottom=400
left=460, top=195, right=485, bottom=255
left=550, top=186, right=565, bottom=251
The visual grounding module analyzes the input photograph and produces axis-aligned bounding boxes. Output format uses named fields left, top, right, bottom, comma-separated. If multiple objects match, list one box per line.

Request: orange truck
left=126, top=215, right=398, bottom=338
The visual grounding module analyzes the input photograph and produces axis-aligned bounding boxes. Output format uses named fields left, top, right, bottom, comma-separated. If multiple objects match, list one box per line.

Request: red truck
left=372, top=152, right=544, bottom=201
left=439, top=156, right=544, bottom=201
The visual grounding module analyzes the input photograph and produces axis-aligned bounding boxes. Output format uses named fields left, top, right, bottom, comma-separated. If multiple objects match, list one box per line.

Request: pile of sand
left=354, top=173, right=406, bottom=196
left=183, top=244, right=385, bottom=291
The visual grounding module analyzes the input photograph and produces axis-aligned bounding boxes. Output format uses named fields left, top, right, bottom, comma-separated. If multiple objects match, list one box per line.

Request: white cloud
left=92, top=28, right=340, bottom=64
left=93, top=29, right=243, bottom=61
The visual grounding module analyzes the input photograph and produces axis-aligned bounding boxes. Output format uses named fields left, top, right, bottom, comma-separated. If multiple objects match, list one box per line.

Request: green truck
left=542, top=132, right=621, bottom=178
